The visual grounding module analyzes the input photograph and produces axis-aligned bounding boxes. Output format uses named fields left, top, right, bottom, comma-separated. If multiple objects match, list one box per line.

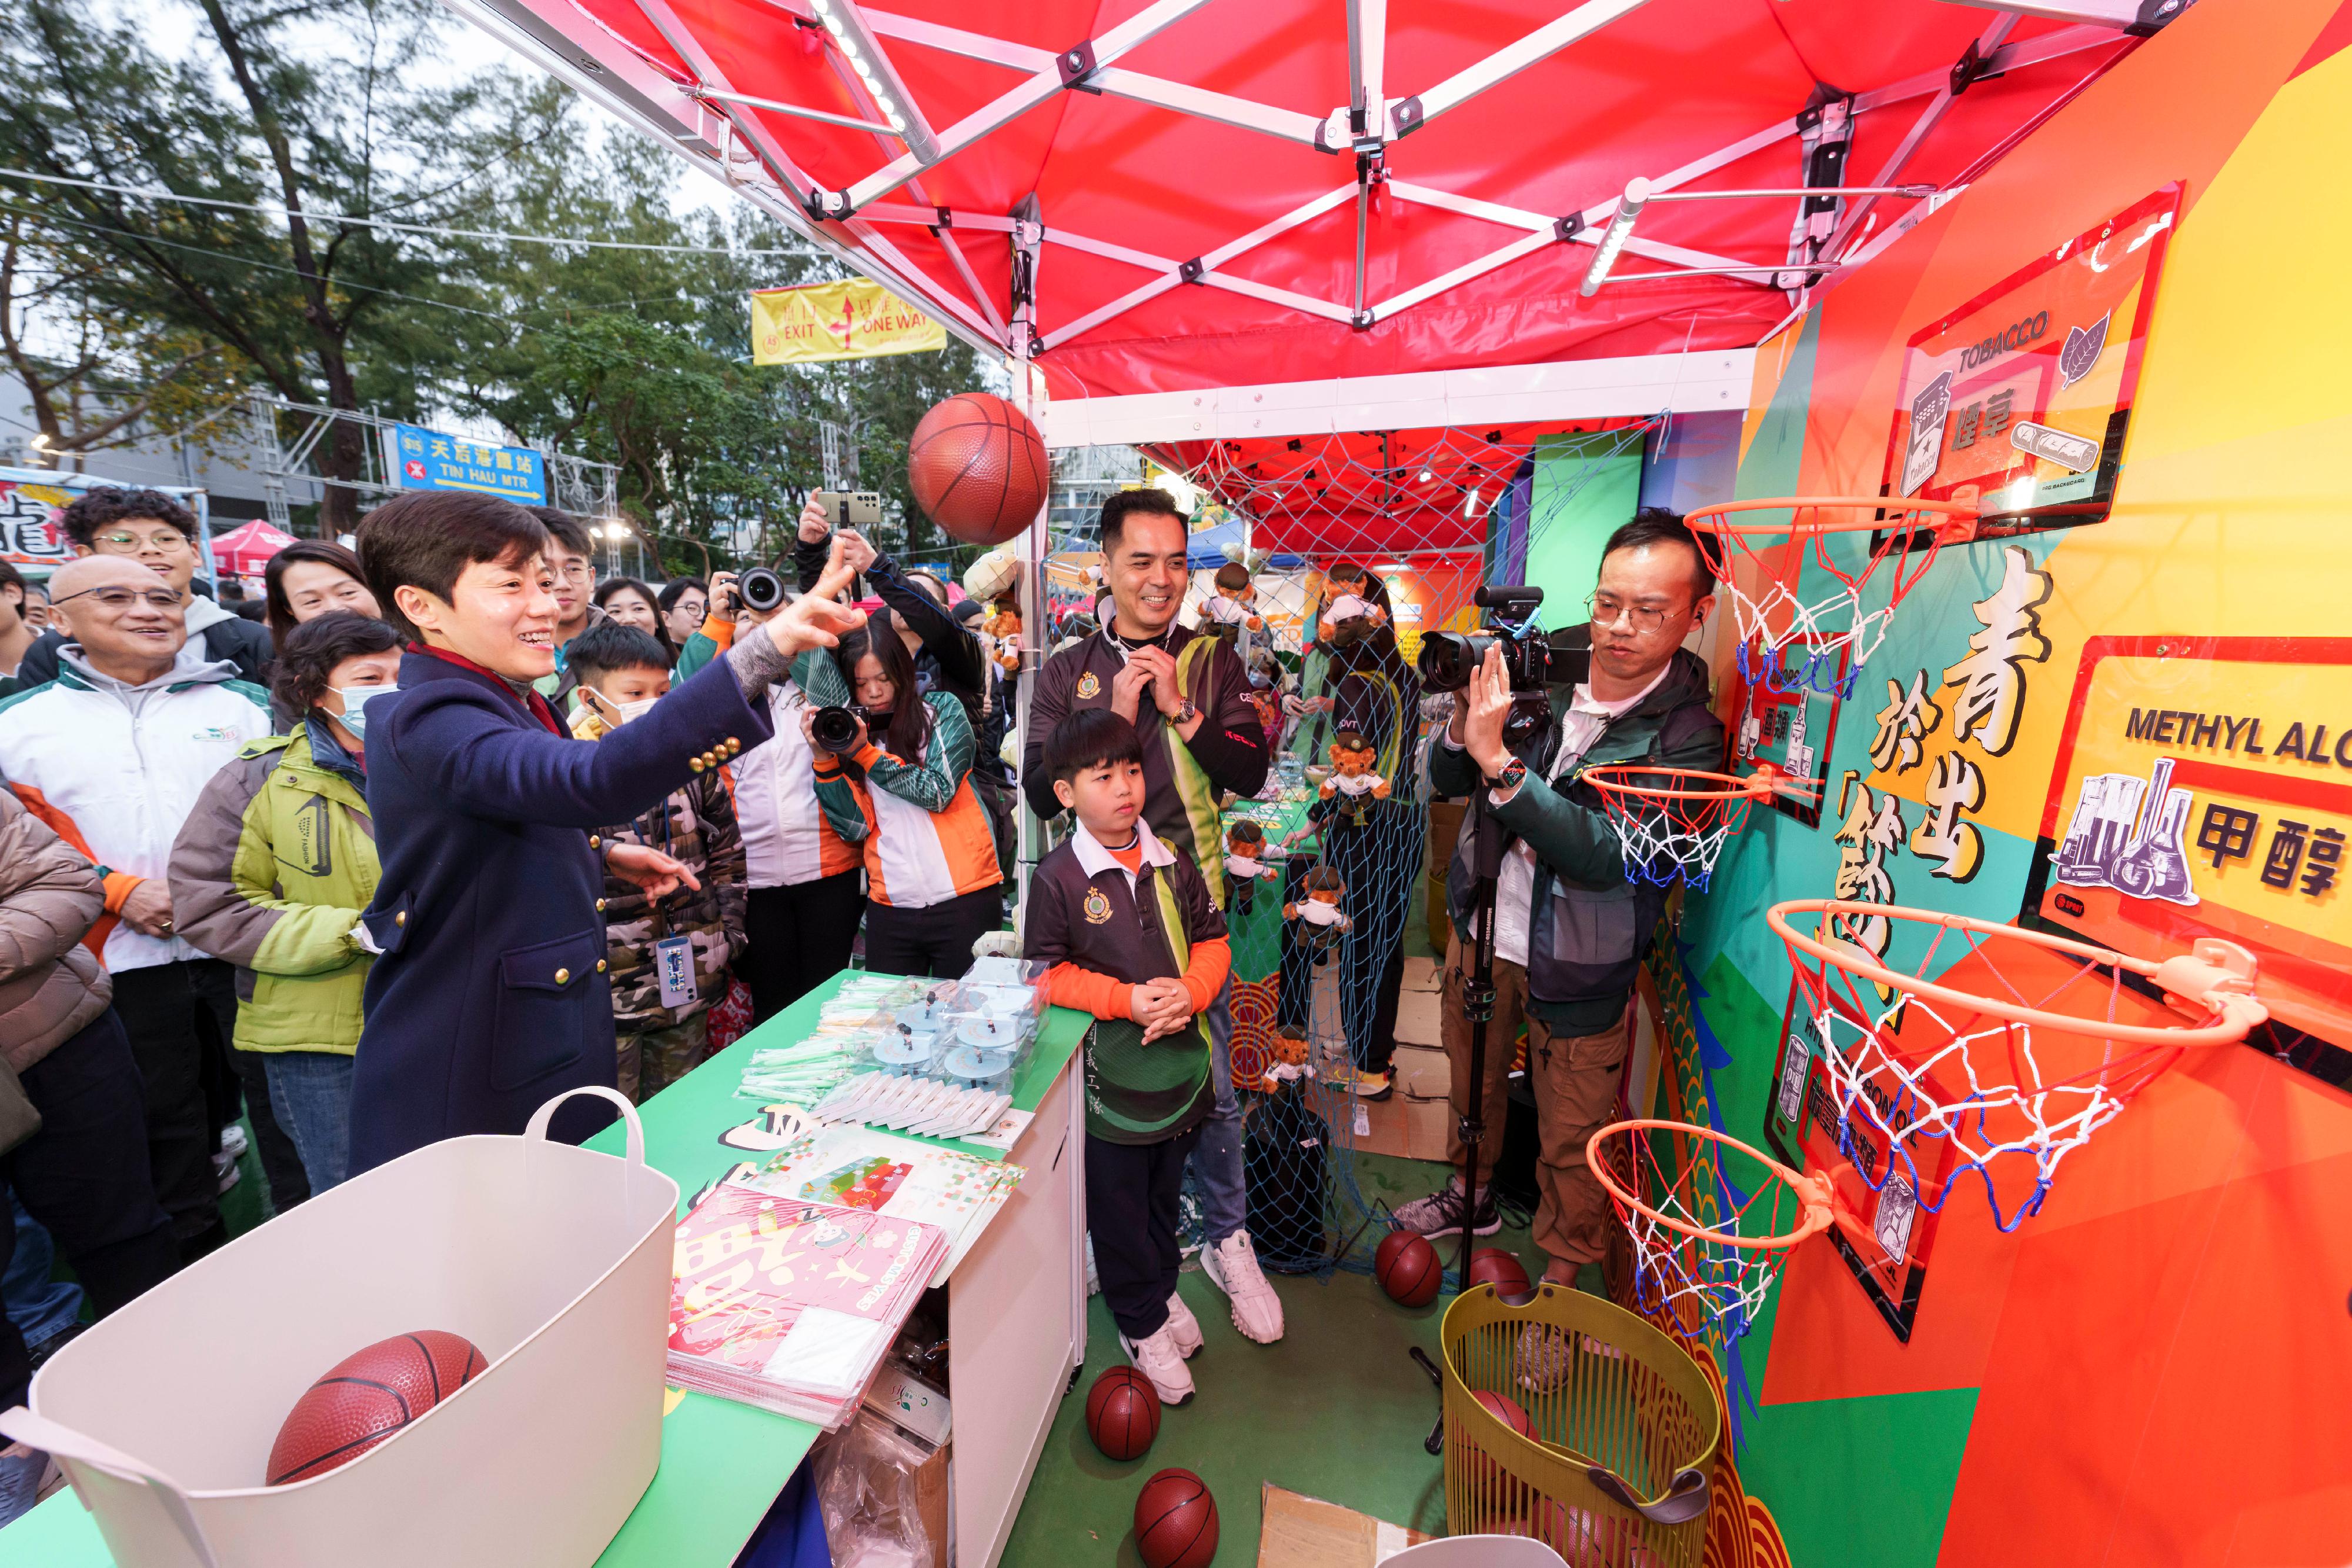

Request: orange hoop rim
left=1580, top=763, right=1818, bottom=804
left=1586, top=1118, right=1834, bottom=1253
left=1685, top=495, right=1982, bottom=538
left=1766, top=898, right=2267, bottom=1049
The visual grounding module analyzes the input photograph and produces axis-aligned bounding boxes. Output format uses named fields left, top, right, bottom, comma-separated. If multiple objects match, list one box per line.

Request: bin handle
left=525, top=1084, right=646, bottom=1169
left=1585, top=1459, right=1710, bottom=1527
left=0, top=1407, right=220, bottom=1568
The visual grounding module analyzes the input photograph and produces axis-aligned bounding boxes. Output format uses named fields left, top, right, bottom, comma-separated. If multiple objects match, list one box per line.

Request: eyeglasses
left=53, top=586, right=185, bottom=611
left=1585, top=592, right=1681, bottom=635
left=92, top=530, right=192, bottom=553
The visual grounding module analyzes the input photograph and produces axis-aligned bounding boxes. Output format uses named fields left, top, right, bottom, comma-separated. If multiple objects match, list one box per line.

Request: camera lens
left=810, top=705, right=863, bottom=754
left=1415, top=632, right=1492, bottom=693
left=740, top=566, right=787, bottom=614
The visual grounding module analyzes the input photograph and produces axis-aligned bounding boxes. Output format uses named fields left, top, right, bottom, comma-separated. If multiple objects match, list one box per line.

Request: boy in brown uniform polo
left=1025, top=710, right=1232, bottom=1405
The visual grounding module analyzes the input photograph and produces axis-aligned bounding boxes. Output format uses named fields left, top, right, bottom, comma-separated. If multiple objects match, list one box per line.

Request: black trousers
left=1085, top=1124, right=1203, bottom=1341
left=0, top=1009, right=179, bottom=1407
left=863, top=885, right=1005, bottom=979
left=741, top=872, right=866, bottom=1024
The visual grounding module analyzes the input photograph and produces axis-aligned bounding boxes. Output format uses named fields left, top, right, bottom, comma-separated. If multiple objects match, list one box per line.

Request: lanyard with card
left=655, top=932, right=699, bottom=1009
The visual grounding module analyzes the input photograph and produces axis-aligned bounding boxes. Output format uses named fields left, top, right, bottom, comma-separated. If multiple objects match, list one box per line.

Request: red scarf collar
left=407, top=643, right=565, bottom=736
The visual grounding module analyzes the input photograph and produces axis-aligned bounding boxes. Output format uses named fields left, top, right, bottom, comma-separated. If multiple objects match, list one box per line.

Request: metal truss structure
left=446, top=0, right=2183, bottom=375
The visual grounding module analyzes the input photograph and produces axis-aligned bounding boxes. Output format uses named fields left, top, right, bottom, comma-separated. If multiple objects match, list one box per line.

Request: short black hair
left=61, top=487, right=197, bottom=549
left=1045, top=707, right=1144, bottom=786
left=1601, top=506, right=1715, bottom=603
left=1098, top=488, right=1185, bottom=558
left=527, top=506, right=594, bottom=560
left=272, top=610, right=402, bottom=717
left=564, top=620, right=671, bottom=683
left=0, top=559, right=22, bottom=614
left=656, top=577, right=708, bottom=616
left=356, top=491, right=550, bottom=641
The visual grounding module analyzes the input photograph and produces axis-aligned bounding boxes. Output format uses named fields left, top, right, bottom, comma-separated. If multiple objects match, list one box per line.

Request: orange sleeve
left=1045, top=961, right=1138, bottom=1022
left=1177, top=937, right=1231, bottom=1015
left=101, top=871, right=143, bottom=915
left=699, top=614, right=736, bottom=651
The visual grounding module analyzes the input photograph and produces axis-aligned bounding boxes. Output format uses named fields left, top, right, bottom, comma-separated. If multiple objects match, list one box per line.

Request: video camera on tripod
left=1415, top=584, right=1553, bottom=743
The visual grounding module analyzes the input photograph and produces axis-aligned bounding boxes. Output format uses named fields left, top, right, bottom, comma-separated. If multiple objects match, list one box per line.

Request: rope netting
left=1769, top=900, right=2266, bottom=1232
left=1037, top=419, right=1666, bottom=1276
left=1590, top=1120, right=1831, bottom=1343
left=1578, top=765, right=1779, bottom=892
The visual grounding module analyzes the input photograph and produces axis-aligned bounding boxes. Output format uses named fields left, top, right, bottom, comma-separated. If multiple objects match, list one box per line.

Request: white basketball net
left=1589, top=784, right=1754, bottom=892
left=1620, top=1197, right=1794, bottom=1343
left=1792, top=993, right=2164, bottom=1234
left=1601, top=1124, right=1815, bottom=1345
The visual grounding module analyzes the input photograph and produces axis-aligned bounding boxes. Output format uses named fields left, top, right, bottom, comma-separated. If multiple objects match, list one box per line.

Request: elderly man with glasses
left=13, top=489, right=273, bottom=692
left=1396, top=509, right=1726, bottom=1358
left=0, top=556, right=280, bottom=1261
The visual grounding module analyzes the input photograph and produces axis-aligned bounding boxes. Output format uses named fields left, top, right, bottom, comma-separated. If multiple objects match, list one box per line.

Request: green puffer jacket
left=168, top=720, right=379, bottom=1054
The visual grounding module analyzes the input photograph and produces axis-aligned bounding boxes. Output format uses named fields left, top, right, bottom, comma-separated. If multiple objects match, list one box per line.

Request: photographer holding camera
left=1395, top=510, right=1723, bottom=1335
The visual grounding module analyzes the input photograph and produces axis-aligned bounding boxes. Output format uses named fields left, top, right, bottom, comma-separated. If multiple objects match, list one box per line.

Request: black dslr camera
left=1416, top=584, right=1553, bottom=744
left=809, top=704, right=870, bottom=755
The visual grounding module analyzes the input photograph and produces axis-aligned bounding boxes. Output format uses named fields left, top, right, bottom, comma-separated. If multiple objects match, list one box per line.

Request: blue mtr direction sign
left=383, top=422, right=547, bottom=504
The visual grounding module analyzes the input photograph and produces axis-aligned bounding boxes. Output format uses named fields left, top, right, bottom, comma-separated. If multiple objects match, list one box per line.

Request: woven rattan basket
left=1441, top=1282, right=1722, bottom=1566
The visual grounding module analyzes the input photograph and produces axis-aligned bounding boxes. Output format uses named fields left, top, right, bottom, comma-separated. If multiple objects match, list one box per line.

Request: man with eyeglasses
left=0, top=556, right=279, bottom=1262
left=528, top=507, right=609, bottom=712
left=13, top=489, right=273, bottom=693
left=1398, top=510, right=1725, bottom=1338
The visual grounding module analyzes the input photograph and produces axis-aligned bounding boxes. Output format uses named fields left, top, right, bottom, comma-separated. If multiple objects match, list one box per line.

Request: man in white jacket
left=0, top=557, right=275, bottom=1258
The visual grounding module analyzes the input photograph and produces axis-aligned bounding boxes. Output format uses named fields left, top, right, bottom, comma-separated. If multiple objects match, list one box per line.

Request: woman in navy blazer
left=345, top=493, right=864, bottom=1174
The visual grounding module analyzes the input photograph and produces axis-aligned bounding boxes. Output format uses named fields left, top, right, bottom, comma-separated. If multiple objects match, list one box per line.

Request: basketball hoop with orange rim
left=1767, top=899, right=2269, bottom=1231
left=1578, top=764, right=1820, bottom=891
left=1685, top=496, right=1980, bottom=699
left=1588, top=1119, right=1833, bottom=1342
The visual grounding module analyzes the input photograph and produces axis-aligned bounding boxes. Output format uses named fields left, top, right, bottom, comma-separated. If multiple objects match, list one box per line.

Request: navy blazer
left=347, top=648, right=774, bottom=1174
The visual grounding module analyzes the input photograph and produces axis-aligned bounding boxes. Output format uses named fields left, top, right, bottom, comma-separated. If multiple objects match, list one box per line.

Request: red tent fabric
left=210, top=519, right=299, bottom=577
left=514, top=0, right=2143, bottom=399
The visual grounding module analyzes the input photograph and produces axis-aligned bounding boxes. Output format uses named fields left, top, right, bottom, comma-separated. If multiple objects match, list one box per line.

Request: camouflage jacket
left=596, top=760, right=747, bottom=1034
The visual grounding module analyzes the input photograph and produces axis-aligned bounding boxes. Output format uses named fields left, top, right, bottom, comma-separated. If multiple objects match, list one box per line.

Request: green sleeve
left=812, top=767, right=871, bottom=844
left=860, top=694, right=971, bottom=814
left=674, top=629, right=717, bottom=680
left=1428, top=732, right=1483, bottom=797
left=1491, top=705, right=1725, bottom=890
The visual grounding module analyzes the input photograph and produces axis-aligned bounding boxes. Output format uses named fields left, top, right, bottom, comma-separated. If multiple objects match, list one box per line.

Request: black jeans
left=0, top=1009, right=179, bottom=1407
left=1084, top=1125, right=1203, bottom=1341
left=863, top=885, right=1005, bottom=979
left=741, top=872, right=867, bottom=1024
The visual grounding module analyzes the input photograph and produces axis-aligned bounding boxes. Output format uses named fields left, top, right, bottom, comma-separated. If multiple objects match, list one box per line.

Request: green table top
left=0, top=976, right=1091, bottom=1568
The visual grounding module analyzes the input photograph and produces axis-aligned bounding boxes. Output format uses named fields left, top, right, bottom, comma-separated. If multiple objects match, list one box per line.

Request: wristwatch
left=1486, top=757, right=1528, bottom=794
left=1171, top=697, right=1199, bottom=724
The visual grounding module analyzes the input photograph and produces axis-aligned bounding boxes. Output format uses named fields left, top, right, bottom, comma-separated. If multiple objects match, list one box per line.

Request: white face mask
left=330, top=682, right=397, bottom=740
left=611, top=694, right=662, bottom=724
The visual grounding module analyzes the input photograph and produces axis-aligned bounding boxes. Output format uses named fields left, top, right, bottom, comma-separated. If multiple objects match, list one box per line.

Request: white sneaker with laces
left=1119, top=1323, right=1196, bottom=1405
left=1200, top=1229, right=1285, bottom=1344
left=218, top=1124, right=249, bottom=1161
left=1164, top=1290, right=1203, bottom=1358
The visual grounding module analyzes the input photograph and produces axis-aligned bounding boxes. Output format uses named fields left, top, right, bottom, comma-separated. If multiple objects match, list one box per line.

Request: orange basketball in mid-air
left=267, top=1330, right=486, bottom=1485
left=907, top=392, right=1050, bottom=547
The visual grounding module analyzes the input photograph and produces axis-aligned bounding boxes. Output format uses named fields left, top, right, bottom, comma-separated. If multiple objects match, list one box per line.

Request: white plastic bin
left=0, top=1086, right=679, bottom=1568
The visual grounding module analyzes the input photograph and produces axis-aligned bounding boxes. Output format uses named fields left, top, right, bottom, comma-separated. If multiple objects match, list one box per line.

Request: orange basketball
left=1134, top=1467, right=1219, bottom=1568
left=907, top=392, right=1050, bottom=546
left=1375, top=1229, right=1443, bottom=1307
left=1466, top=1389, right=1535, bottom=1491
left=267, top=1330, right=486, bottom=1485
left=1085, top=1365, right=1161, bottom=1460
left=1469, top=1246, right=1531, bottom=1296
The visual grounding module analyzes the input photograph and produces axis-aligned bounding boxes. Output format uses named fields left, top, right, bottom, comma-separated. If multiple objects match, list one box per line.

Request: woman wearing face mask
left=167, top=612, right=401, bottom=1192
left=808, top=627, right=1004, bottom=977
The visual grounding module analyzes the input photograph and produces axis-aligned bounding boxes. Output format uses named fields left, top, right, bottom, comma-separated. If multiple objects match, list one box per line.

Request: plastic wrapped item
left=872, top=1029, right=938, bottom=1076
left=938, top=1045, right=1014, bottom=1095
left=811, top=1408, right=941, bottom=1568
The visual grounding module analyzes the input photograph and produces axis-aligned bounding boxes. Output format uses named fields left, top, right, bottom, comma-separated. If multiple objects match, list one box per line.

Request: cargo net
left=1034, top=420, right=1662, bottom=1278
left=1772, top=900, right=2266, bottom=1232
left=1589, top=1120, right=1829, bottom=1344
left=1686, top=498, right=1977, bottom=699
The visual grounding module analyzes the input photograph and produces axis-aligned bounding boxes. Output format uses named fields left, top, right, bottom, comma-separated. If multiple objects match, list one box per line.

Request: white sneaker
left=1164, top=1290, right=1203, bottom=1358
left=218, top=1124, right=249, bottom=1161
left=214, top=1157, right=242, bottom=1196
left=1200, top=1229, right=1285, bottom=1344
left=1119, top=1324, right=1196, bottom=1405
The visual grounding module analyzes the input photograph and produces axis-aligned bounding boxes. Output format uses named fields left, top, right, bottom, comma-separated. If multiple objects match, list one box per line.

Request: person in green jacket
left=169, top=611, right=402, bottom=1192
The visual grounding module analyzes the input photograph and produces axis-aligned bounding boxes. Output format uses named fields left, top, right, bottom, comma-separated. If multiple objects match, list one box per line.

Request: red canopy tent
left=453, top=0, right=2149, bottom=403
left=210, top=519, right=299, bottom=579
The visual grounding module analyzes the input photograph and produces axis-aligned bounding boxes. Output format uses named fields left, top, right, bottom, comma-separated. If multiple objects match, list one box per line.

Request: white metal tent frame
left=451, top=0, right=2154, bottom=367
